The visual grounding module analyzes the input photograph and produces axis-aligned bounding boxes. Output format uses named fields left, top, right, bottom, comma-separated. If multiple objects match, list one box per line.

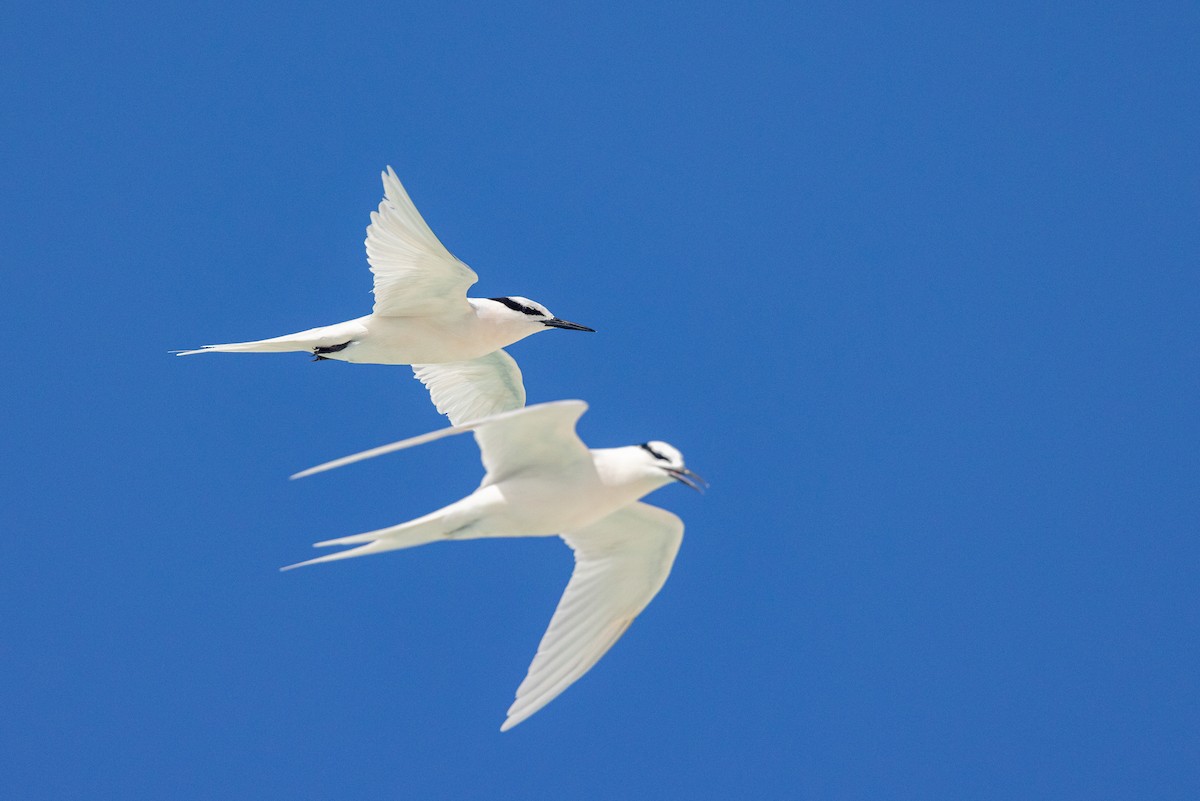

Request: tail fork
left=281, top=511, right=473, bottom=571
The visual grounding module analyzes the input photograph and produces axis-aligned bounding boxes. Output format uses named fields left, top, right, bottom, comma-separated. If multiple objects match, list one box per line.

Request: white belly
left=334, top=313, right=519, bottom=365
left=473, top=464, right=652, bottom=538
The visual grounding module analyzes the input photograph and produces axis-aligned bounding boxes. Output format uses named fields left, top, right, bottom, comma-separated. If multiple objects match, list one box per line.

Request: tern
left=176, top=167, right=593, bottom=424
left=286, top=400, right=706, bottom=731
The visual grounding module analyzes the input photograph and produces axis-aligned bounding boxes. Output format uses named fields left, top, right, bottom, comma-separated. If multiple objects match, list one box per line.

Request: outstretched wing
left=501, top=502, right=685, bottom=731
left=291, top=399, right=589, bottom=480
left=412, top=349, right=526, bottom=427
left=472, top=398, right=588, bottom=484
left=366, top=166, right=478, bottom=317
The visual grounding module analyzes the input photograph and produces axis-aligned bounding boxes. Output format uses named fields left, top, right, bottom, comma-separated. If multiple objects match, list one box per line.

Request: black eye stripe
left=639, top=443, right=670, bottom=462
left=489, top=297, right=543, bottom=316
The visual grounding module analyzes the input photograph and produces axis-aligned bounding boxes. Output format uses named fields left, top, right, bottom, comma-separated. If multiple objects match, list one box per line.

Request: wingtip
left=290, top=458, right=351, bottom=481
left=289, top=459, right=346, bottom=481
left=279, top=552, right=330, bottom=571
left=500, top=702, right=534, bottom=732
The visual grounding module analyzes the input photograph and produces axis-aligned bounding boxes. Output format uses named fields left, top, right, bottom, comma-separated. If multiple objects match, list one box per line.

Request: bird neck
left=590, top=448, right=672, bottom=499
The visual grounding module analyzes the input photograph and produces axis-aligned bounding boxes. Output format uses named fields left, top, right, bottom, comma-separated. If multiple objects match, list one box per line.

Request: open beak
left=666, top=467, right=708, bottom=493
left=543, top=318, right=595, bottom=332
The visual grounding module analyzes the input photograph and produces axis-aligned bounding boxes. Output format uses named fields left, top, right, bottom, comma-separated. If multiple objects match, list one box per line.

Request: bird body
left=286, top=400, right=705, bottom=730
left=182, top=299, right=553, bottom=365
left=177, top=168, right=592, bottom=423
left=177, top=166, right=704, bottom=732
left=299, top=446, right=668, bottom=555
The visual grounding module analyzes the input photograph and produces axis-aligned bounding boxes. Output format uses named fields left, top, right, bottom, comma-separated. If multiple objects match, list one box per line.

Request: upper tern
left=176, top=167, right=593, bottom=424
left=286, top=400, right=706, bottom=731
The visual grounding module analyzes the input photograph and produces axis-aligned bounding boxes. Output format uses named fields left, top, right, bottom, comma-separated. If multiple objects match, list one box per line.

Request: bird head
left=485, top=296, right=595, bottom=333
left=636, top=441, right=707, bottom=493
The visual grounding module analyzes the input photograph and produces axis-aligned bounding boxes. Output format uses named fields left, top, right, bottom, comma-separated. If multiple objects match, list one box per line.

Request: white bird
left=285, top=400, right=706, bottom=731
left=176, top=167, right=593, bottom=424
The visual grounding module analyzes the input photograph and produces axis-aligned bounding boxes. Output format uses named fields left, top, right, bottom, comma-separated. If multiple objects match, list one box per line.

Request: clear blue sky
left=2, top=2, right=1197, bottom=798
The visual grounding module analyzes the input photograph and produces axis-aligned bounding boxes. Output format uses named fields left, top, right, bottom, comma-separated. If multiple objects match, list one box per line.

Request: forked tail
left=174, top=335, right=317, bottom=356
left=175, top=322, right=361, bottom=356
left=280, top=509, right=468, bottom=571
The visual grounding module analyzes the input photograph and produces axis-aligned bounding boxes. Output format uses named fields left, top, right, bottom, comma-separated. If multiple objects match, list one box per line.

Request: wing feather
left=412, top=349, right=526, bottom=427
left=500, top=502, right=684, bottom=731
left=474, top=400, right=588, bottom=484
left=367, top=167, right=478, bottom=316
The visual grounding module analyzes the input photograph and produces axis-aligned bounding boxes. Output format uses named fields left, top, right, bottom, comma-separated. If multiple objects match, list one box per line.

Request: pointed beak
left=666, top=467, right=709, bottom=493
left=542, top=318, right=595, bottom=332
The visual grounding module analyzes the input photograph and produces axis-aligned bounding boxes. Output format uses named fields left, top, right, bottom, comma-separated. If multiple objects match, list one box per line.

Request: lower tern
left=286, top=400, right=706, bottom=731
left=176, top=167, right=593, bottom=424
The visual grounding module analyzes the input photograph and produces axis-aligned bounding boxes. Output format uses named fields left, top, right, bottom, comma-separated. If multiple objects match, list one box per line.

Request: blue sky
left=2, top=1, right=1197, bottom=798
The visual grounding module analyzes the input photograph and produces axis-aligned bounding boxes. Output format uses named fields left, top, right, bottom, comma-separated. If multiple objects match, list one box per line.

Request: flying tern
left=286, top=400, right=705, bottom=731
left=176, top=167, right=593, bottom=424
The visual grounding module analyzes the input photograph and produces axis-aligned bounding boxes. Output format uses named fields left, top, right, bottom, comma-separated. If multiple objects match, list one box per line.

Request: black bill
left=542, top=318, right=596, bottom=332
left=666, top=467, right=708, bottom=493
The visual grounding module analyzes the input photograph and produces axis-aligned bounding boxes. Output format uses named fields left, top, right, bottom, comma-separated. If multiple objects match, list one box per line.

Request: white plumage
left=286, top=400, right=705, bottom=730
left=177, top=168, right=592, bottom=424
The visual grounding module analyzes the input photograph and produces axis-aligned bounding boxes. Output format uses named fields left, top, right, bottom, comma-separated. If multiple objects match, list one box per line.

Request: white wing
left=472, top=397, right=588, bottom=484
left=291, top=399, right=588, bottom=480
left=501, top=502, right=684, bottom=731
left=366, top=166, right=478, bottom=317
left=412, top=349, right=526, bottom=427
